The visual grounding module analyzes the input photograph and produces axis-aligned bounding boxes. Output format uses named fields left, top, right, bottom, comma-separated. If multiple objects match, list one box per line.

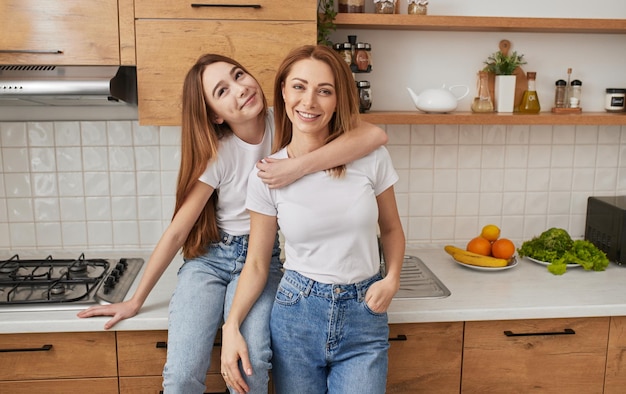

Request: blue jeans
left=162, top=231, right=282, bottom=394
left=270, top=270, right=389, bottom=394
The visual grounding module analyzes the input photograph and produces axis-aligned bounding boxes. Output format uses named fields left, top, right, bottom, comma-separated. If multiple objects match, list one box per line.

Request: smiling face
left=281, top=58, right=337, bottom=139
left=201, top=61, right=264, bottom=126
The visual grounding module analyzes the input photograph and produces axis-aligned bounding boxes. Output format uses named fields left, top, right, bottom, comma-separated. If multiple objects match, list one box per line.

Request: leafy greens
left=517, top=228, right=609, bottom=275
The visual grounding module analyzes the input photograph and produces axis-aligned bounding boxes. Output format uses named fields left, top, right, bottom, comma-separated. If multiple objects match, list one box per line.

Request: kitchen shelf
left=360, top=111, right=626, bottom=125
left=334, top=14, right=626, bottom=34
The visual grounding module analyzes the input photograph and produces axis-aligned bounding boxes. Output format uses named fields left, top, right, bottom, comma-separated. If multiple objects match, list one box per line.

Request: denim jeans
left=162, top=231, right=282, bottom=394
left=270, top=270, right=389, bottom=394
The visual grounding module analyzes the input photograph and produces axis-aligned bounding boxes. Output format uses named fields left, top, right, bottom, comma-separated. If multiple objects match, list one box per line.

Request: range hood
left=0, top=65, right=137, bottom=107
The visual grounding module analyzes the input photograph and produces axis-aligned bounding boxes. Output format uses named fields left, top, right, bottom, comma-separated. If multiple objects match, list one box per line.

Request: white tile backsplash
left=0, top=121, right=625, bottom=251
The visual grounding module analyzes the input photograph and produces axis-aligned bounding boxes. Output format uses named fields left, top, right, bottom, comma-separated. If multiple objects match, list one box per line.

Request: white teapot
left=406, top=84, right=469, bottom=113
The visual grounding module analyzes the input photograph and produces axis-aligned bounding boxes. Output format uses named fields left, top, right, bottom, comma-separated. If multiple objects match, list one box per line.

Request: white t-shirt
left=198, top=109, right=274, bottom=236
left=246, top=146, right=399, bottom=284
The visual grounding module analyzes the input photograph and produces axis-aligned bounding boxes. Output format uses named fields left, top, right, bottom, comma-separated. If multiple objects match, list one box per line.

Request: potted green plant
left=483, top=44, right=527, bottom=112
left=318, top=0, right=337, bottom=46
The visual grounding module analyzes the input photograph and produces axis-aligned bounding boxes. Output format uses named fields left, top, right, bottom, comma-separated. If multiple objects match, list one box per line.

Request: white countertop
left=2, top=247, right=626, bottom=334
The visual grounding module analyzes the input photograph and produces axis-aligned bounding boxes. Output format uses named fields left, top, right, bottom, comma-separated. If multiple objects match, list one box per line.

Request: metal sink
left=388, top=255, right=451, bottom=299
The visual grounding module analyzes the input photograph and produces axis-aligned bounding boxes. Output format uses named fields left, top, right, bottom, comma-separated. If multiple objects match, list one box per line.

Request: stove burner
left=0, top=261, right=18, bottom=275
left=49, top=283, right=66, bottom=296
left=69, top=261, right=88, bottom=274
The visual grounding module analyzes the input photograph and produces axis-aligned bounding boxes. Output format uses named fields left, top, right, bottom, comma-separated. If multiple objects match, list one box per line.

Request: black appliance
left=0, top=253, right=143, bottom=312
left=585, top=196, right=626, bottom=265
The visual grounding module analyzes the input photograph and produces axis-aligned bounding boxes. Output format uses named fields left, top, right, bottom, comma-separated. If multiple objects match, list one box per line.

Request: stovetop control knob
left=116, top=262, right=127, bottom=273
left=103, top=276, right=116, bottom=294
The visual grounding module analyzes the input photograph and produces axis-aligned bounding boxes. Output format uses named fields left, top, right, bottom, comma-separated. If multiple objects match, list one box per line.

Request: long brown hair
left=176, top=54, right=267, bottom=258
left=272, top=45, right=359, bottom=177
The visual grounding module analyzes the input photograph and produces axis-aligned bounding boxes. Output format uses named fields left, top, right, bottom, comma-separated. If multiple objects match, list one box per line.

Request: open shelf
left=334, top=14, right=626, bottom=34
left=360, top=111, right=626, bottom=125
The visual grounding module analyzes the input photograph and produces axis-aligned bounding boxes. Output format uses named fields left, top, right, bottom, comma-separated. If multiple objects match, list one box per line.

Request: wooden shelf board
left=333, top=14, right=626, bottom=34
left=359, top=111, right=626, bottom=125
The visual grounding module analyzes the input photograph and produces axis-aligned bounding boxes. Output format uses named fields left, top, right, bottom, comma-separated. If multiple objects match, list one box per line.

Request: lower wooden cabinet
left=0, top=331, right=117, bottom=393
left=462, top=317, right=609, bottom=394
left=605, top=316, right=626, bottom=394
left=117, top=330, right=226, bottom=394
left=387, top=322, right=463, bottom=393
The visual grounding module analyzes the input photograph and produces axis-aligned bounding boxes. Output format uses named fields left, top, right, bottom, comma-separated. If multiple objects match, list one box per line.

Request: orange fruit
left=480, top=224, right=501, bottom=242
left=466, top=236, right=492, bottom=256
left=492, top=238, right=516, bottom=259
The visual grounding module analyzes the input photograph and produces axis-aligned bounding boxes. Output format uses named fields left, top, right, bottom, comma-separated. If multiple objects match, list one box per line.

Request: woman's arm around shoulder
left=256, top=121, right=387, bottom=188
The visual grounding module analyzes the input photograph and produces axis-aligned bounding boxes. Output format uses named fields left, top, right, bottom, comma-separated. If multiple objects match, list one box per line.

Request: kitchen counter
left=2, top=247, right=626, bottom=334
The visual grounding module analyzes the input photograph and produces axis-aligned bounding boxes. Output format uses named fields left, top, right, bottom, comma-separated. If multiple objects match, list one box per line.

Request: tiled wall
left=1, top=120, right=625, bottom=252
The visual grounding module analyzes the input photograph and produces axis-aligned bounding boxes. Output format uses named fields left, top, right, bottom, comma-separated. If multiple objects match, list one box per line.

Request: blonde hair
left=272, top=45, right=360, bottom=177
left=176, top=54, right=267, bottom=258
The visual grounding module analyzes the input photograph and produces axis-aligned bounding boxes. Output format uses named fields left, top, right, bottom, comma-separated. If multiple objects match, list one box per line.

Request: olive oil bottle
left=518, top=71, right=540, bottom=113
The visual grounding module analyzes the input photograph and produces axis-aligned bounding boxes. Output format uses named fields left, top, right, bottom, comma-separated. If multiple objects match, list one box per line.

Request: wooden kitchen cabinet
left=134, top=0, right=316, bottom=125
left=0, top=331, right=118, bottom=392
left=0, top=0, right=122, bottom=66
left=462, top=317, right=609, bottom=394
left=387, top=322, right=463, bottom=393
left=117, top=330, right=226, bottom=394
left=604, top=316, right=626, bottom=393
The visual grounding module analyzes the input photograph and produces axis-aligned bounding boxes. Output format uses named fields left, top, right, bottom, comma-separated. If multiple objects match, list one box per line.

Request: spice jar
left=374, top=0, right=395, bottom=14
left=336, top=42, right=353, bottom=67
left=356, top=80, right=372, bottom=113
left=605, top=88, right=626, bottom=112
left=554, top=79, right=567, bottom=108
left=339, top=0, right=365, bottom=13
left=353, top=42, right=370, bottom=72
left=569, top=80, right=582, bottom=108
left=408, top=0, right=428, bottom=15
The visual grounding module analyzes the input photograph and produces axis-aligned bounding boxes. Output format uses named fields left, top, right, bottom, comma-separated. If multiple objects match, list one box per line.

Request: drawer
left=0, top=378, right=118, bottom=394
left=462, top=317, right=609, bottom=394
left=135, top=0, right=315, bottom=21
left=0, top=331, right=117, bottom=381
left=117, top=330, right=221, bottom=376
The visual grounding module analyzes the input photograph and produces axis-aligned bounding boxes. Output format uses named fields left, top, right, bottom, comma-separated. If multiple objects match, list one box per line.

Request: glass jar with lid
left=353, top=42, right=371, bottom=73
left=373, top=0, right=395, bottom=14
left=356, top=81, right=372, bottom=112
left=408, top=0, right=428, bottom=15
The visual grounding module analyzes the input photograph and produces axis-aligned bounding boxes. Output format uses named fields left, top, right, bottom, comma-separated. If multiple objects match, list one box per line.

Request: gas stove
left=0, top=253, right=144, bottom=312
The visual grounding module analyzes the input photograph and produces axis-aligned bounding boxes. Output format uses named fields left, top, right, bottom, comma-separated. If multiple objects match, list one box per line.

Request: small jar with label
left=374, top=0, right=395, bottom=14
left=356, top=80, right=372, bottom=113
left=605, top=88, right=626, bottom=112
left=337, top=42, right=353, bottom=67
left=353, top=42, right=370, bottom=73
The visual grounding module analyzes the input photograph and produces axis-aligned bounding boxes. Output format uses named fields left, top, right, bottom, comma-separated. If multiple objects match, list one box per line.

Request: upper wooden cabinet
left=135, top=0, right=315, bottom=21
left=135, top=0, right=316, bottom=125
left=0, top=0, right=121, bottom=65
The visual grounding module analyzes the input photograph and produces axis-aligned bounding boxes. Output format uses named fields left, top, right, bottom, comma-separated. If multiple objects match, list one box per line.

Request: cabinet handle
left=0, top=344, right=53, bottom=353
left=503, top=328, right=576, bottom=337
left=389, top=334, right=408, bottom=341
left=190, top=3, right=261, bottom=8
left=0, top=49, right=63, bottom=54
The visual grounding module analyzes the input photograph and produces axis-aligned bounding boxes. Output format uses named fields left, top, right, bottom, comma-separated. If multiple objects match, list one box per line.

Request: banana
left=444, top=245, right=509, bottom=268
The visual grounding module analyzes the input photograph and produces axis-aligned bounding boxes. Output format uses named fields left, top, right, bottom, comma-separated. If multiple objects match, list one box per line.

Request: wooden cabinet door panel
left=387, top=322, right=463, bottom=393
left=120, top=375, right=228, bottom=394
left=462, top=317, right=609, bottom=394
left=0, top=378, right=118, bottom=394
left=0, top=331, right=117, bottom=380
left=0, top=0, right=120, bottom=65
left=135, top=20, right=315, bottom=125
left=135, top=0, right=315, bottom=21
left=605, top=316, right=626, bottom=394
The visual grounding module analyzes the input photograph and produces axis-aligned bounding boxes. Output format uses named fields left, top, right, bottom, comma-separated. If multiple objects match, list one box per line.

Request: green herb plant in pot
left=483, top=40, right=527, bottom=113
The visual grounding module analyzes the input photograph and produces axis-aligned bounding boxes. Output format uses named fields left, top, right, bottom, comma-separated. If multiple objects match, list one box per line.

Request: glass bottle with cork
left=471, top=70, right=494, bottom=113
left=518, top=71, right=540, bottom=114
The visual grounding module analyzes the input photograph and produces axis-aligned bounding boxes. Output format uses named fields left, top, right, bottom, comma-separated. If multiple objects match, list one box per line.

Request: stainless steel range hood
left=0, top=65, right=139, bottom=121
left=0, top=65, right=137, bottom=107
